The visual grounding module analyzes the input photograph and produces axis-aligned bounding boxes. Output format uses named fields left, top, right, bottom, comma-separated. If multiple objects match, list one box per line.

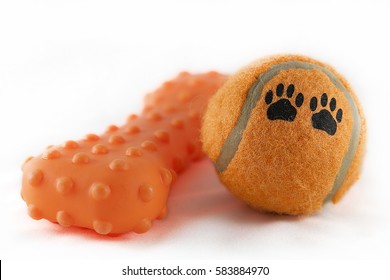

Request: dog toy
left=201, top=55, right=366, bottom=215
left=21, top=71, right=227, bottom=235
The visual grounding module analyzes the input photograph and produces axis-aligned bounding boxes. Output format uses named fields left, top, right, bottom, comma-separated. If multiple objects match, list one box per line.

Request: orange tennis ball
left=201, top=55, right=366, bottom=215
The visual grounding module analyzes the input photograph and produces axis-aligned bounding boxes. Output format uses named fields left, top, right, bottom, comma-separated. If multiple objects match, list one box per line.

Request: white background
left=0, top=0, right=389, bottom=272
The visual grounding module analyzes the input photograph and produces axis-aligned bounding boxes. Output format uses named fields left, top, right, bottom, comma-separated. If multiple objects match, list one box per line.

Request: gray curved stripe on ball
left=215, top=60, right=361, bottom=202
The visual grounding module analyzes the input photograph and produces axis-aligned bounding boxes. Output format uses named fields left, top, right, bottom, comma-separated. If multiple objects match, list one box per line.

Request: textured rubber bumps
left=21, top=72, right=227, bottom=235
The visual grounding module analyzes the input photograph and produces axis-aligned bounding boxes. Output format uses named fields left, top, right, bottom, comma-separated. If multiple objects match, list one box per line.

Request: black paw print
left=265, top=83, right=304, bottom=122
left=310, top=93, right=343, bottom=136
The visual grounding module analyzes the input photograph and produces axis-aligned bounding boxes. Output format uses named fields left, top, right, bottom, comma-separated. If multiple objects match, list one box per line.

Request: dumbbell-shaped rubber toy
left=21, top=72, right=227, bottom=235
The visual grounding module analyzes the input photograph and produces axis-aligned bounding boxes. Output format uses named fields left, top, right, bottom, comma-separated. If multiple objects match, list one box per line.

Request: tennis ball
left=201, top=55, right=366, bottom=215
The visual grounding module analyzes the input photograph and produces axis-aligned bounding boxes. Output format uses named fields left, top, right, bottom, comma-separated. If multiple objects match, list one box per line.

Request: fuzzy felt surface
left=201, top=55, right=366, bottom=215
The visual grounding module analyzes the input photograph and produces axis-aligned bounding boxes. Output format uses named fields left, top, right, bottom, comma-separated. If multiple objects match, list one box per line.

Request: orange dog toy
left=21, top=72, right=227, bottom=235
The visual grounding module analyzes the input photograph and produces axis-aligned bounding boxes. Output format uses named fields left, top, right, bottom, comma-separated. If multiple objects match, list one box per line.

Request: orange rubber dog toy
left=21, top=72, right=227, bottom=235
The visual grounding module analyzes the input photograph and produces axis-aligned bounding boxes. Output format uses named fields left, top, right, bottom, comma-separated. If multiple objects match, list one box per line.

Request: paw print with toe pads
left=265, top=83, right=304, bottom=122
left=310, top=93, right=343, bottom=136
